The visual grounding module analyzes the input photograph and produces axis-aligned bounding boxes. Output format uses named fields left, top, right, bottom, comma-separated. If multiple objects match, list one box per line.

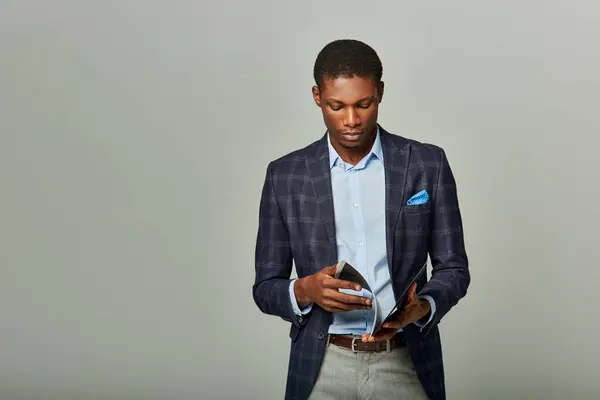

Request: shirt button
left=358, top=241, right=364, bottom=246
left=353, top=203, right=359, bottom=208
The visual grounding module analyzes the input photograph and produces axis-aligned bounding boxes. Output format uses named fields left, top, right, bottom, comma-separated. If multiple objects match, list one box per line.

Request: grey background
left=1, top=0, right=599, bottom=399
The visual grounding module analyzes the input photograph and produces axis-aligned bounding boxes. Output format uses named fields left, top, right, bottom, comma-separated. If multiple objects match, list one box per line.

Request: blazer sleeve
left=418, top=148, right=470, bottom=335
left=252, top=162, right=307, bottom=328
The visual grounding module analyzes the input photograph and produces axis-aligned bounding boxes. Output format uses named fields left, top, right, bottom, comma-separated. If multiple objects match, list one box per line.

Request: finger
left=362, top=329, right=396, bottom=342
left=380, top=320, right=405, bottom=331
left=326, top=290, right=371, bottom=306
left=323, top=278, right=362, bottom=292
left=322, top=298, right=369, bottom=312
left=320, top=264, right=338, bottom=276
left=323, top=305, right=348, bottom=313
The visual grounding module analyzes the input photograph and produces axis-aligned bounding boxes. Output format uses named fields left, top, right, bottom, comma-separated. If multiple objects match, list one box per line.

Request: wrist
left=419, top=299, right=431, bottom=318
left=294, top=277, right=312, bottom=309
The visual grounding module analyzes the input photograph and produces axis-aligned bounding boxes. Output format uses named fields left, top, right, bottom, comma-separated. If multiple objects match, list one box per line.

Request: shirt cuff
left=289, top=279, right=313, bottom=316
left=414, top=295, right=436, bottom=331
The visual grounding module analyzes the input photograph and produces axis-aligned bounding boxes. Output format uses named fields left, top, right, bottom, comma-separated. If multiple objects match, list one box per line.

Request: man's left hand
left=361, top=283, right=431, bottom=343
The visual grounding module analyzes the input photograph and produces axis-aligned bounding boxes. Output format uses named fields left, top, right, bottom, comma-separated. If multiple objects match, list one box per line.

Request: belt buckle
left=351, top=338, right=366, bottom=353
left=351, top=337, right=392, bottom=353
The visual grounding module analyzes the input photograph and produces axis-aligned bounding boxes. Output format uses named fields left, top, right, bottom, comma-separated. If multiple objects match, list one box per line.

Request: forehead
left=320, top=76, right=377, bottom=101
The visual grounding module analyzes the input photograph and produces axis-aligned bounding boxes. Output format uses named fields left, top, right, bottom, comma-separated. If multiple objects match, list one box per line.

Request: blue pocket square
left=407, top=189, right=429, bottom=205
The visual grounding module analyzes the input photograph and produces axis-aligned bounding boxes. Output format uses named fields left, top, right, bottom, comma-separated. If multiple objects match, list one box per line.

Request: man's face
left=312, top=75, right=383, bottom=152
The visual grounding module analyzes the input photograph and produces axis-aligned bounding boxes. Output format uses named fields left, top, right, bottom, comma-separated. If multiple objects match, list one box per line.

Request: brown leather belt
left=328, top=332, right=406, bottom=352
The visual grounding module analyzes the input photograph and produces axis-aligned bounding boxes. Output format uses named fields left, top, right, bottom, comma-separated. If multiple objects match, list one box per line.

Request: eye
left=330, top=105, right=343, bottom=111
left=357, top=102, right=371, bottom=109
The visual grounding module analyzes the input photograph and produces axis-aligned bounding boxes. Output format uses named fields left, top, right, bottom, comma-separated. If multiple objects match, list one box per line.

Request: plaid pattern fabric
left=253, top=126, right=470, bottom=400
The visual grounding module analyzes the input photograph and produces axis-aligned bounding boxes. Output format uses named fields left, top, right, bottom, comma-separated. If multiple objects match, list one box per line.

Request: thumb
left=407, top=282, right=418, bottom=301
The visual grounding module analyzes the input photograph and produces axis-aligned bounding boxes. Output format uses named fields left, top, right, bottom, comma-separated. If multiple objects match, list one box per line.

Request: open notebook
left=334, top=260, right=428, bottom=336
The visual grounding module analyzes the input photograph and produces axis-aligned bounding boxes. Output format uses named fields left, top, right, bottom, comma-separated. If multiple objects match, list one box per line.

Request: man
left=253, top=39, right=469, bottom=400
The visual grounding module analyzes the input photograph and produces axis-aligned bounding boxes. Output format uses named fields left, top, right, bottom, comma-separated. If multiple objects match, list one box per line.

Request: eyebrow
left=325, top=96, right=374, bottom=105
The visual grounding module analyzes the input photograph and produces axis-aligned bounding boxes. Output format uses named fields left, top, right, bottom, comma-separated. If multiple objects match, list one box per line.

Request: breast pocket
left=400, top=202, right=432, bottom=234
left=403, top=202, right=431, bottom=215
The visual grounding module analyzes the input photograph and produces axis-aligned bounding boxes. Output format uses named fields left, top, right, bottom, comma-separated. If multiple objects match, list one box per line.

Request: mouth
left=340, top=132, right=363, bottom=141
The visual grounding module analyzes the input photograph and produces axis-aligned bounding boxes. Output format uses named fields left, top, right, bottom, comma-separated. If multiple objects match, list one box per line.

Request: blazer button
left=317, top=330, right=325, bottom=340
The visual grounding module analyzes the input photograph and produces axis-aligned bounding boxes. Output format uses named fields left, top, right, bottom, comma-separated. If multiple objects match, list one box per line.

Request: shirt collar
left=327, top=126, right=383, bottom=169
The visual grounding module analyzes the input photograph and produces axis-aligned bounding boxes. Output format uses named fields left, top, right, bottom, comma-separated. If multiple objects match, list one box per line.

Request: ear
left=312, top=85, right=322, bottom=107
left=377, top=81, right=385, bottom=103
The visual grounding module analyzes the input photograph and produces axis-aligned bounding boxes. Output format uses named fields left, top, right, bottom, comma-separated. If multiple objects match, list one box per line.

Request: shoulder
left=382, top=129, right=447, bottom=164
left=265, top=136, right=324, bottom=174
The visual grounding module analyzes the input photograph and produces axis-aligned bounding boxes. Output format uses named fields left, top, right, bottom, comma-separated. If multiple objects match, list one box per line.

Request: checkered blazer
left=253, top=126, right=470, bottom=400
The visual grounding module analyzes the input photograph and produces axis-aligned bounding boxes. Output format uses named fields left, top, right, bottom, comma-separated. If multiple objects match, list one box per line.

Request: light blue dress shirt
left=289, top=129, right=435, bottom=336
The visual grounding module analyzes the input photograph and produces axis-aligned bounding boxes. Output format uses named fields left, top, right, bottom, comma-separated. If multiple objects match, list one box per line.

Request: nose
left=343, top=108, right=361, bottom=128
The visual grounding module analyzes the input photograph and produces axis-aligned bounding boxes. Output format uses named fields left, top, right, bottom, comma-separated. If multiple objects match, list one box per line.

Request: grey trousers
left=308, top=339, right=429, bottom=400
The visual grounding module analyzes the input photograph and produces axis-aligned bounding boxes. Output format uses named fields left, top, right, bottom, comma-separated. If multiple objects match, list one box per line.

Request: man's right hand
left=294, top=265, right=372, bottom=312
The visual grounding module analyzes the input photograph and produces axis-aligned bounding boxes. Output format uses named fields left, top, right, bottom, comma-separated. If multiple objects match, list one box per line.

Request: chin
left=339, top=140, right=363, bottom=149
left=338, top=135, right=367, bottom=149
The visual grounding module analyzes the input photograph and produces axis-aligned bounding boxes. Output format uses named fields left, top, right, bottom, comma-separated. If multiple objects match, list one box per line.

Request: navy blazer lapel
left=305, top=134, right=337, bottom=261
left=380, top=127, right=410, bottom=271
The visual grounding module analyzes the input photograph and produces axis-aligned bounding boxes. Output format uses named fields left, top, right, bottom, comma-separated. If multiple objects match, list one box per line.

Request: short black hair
left=313, top=39, right=383, bottom=88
